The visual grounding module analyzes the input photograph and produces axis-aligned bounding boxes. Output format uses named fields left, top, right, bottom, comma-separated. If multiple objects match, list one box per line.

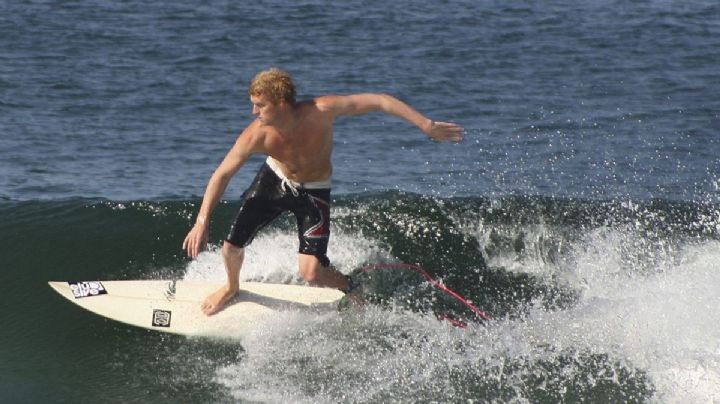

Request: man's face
left=250, top=94, right=283, bottom=125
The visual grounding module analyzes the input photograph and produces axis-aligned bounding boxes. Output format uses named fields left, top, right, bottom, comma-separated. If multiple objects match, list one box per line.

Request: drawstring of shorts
left=280, top=177, right=301, bottom=197
left=266, top=157, right=331, bottom=195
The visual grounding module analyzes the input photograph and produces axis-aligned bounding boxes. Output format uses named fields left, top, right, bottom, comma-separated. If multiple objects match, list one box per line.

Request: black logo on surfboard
left=68, top=281, right=108, bottom=299
left=152, top=309, right=172, bottom=327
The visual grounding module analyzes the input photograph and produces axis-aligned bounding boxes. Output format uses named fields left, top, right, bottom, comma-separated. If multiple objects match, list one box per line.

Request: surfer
left=182, top=67, right=464, bottom=315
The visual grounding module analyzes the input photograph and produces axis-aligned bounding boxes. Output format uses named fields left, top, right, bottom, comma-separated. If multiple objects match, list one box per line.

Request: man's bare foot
left=201, top=285, right=238, bottom=316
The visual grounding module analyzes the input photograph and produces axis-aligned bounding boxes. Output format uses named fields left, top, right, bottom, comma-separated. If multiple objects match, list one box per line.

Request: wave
left=4, top=193, right=719, bottom=323
left=4, top=192, right=719, bottom=401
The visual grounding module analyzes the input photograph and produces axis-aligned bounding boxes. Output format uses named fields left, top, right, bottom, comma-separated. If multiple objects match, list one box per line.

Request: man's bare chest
left=264, top=123, right=332, bottom=155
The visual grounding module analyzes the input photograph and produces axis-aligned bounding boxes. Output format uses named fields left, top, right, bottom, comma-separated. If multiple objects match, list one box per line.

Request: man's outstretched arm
left=318, top=93, right=464, bottom=142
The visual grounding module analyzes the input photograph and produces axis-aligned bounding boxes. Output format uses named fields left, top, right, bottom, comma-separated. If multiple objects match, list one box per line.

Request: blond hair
left=248, top=67, right=296, bottom=105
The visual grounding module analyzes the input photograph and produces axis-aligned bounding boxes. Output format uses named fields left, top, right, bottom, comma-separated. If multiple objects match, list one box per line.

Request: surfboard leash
left=356, top=263, right=492, bottom=325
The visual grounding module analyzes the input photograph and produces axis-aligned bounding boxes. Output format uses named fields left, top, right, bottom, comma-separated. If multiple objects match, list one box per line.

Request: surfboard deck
left=48, top=280, right=344, bottom=338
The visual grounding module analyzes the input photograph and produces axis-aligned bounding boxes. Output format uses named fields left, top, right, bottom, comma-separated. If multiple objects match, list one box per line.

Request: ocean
left=1, top=0, right=719, bottom=402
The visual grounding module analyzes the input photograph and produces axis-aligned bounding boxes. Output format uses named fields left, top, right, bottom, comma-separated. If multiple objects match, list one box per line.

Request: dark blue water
left=2, top=1, right=719, bottom=402
left=3, top=0, right=718, bottom=202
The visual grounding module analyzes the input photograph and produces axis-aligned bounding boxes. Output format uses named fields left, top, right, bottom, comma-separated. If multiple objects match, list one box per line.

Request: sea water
left=1, top=0, right=719, bottom=402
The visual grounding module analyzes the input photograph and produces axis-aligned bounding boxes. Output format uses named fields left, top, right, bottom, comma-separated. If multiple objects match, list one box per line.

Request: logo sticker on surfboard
left=68, top=281, right=108, bottom=299
left=152, top=309, right=172, bottom=328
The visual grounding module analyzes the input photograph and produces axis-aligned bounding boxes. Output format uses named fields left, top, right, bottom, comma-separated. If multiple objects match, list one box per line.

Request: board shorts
left=226, top=157, right=332, bottom=267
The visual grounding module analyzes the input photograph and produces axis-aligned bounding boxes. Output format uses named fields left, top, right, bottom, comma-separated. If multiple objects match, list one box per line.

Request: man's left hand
left=426, top=121, right=465, bottom=142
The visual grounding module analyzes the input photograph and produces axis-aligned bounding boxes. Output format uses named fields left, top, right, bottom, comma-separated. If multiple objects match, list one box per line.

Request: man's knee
left=222, top=241, right=245, bottom=259
left=298, top=254, right=329, bottom=284
left=299, top=262, right=320, bottom=284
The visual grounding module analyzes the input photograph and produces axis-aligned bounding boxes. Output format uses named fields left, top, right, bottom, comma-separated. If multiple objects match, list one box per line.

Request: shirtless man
left=182, top=68, right=464, bottom=315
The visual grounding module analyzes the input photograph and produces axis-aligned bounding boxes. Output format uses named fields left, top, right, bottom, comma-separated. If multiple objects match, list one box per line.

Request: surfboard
left=48, top=280, right=344, bottom=338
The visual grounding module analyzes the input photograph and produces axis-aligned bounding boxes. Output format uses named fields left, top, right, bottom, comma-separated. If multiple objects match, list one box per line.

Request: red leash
left=357, top=263, right=492, bottom=324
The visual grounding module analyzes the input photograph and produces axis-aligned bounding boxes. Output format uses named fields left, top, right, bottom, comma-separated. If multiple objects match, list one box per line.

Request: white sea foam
left=566, top=239, right=720, bottom=403
left=511, top=234, right=720, bottom=403
left=183, top=227, right=392, bottom=283
left=183, top=222, right=720, bottom=402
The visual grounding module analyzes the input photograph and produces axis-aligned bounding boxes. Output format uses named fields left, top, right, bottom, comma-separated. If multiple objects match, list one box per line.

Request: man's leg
left=298, top=253, right=348, bottom=290
left=201, top=241, right=245, bottom=316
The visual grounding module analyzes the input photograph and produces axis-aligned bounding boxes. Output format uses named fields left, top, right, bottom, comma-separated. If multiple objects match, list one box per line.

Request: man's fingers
left=445, top=124, right=464, bottom=141
left=182, top=233, right=198, bottom=258
left=191, top=238, right=200, bottom=258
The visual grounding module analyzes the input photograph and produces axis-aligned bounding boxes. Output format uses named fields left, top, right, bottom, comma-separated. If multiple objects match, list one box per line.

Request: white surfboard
left=48, top=280, right=344, bottom=338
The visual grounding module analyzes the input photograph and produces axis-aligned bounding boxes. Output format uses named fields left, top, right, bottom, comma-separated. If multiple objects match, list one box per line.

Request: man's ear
left=277, top=99, right=290, bottom=109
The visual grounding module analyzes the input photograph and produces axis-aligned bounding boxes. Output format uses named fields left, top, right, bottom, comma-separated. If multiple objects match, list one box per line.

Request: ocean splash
left=205, top=237, right=719, bottom=402
left=5, top=195, right=715, bottom=401
left=169, top=194, right=720, bottom=402
left=182, top=228, right=394, bottom=284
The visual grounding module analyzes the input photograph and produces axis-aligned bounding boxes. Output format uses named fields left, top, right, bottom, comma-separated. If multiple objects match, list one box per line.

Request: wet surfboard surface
left=49, top=280, right=343, bottom=338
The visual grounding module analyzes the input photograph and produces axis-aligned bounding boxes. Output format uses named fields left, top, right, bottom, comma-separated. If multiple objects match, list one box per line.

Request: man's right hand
left=182, top=223, right=209, bottom=259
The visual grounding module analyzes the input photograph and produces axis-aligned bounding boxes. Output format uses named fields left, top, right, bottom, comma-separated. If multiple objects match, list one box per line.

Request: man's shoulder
left=243, top=118, right=265, bottom=134
left=237, top=119, right=269, bottom=143
left=308, top=95, right=346, bottom=113
left=288, top=97, right=343, bottom=121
